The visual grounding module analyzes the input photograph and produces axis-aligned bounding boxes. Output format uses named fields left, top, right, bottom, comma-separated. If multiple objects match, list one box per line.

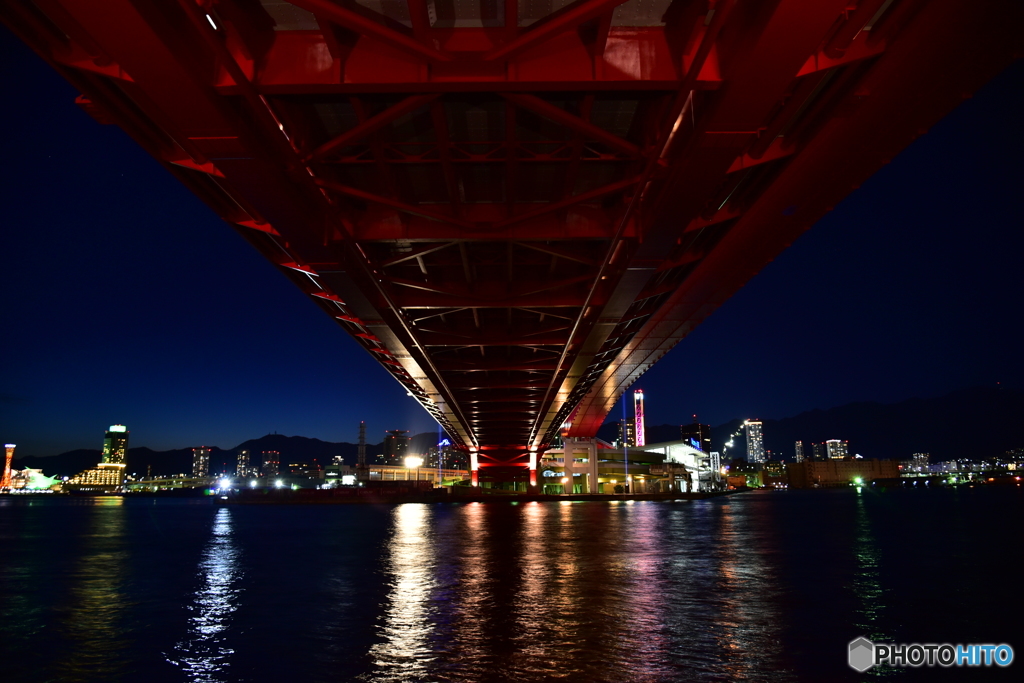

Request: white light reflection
left=170, top=507, right=241, bottom=680
left=368, top=503, right=437, bottom=681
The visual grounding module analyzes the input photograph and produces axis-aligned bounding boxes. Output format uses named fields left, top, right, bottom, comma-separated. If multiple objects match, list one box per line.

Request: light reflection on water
left=170, top=507, right=242, bottom=681
left=852, top=489, right=887, bottom=641
left=365, top=503, right=437, bottom=682
left=53, top=497, right=131, bottom=682
left=9, top=490, right=1006, bottom=681
left=361, top=498, right=794, bottom=682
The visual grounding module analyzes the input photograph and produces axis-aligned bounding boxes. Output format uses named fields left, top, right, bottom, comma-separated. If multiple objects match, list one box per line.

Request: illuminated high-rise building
left=2, top=444, right=14, bottom=489
left=826, top=439, right=849, bottom=460
left=745, top=420, right=765, bottom=464
left=192, top=447, right=210, bottom=478
left=795, top=441, right=805, bottom=463
left=236, top=450, right=250, bottom=477
left=102, top=425, right=128, bottom=464
left=262, top=450, right=280, bottom=478
left=811, top=442, right=827, bottom=460
left=634, top=390, right=646, bottom=447
left=383, top=430, right=410, bottom=464
left=618, top=418, right=636, bottom=448
left=358, top=421, right=367, bottom=466
left=912, top=453, right=930, bottom=471
left=681, top=422, right=712, bottom=452
left=64, top=425, right=128, bottom=492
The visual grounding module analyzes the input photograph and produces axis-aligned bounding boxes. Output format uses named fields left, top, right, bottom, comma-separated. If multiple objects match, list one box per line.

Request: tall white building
left=795, top=440, right=805, bottom=463
left=193, top=447, right=211, bottom=478
left=826, top=439, right=849, bottom=460
left=746, top=420, right=765, bottom=464
left=236, top=449, right=250, bottom=477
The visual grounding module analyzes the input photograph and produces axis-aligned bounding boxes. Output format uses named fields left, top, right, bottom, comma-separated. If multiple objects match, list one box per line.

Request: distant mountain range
left=14, top=386, right=1022, bottom=476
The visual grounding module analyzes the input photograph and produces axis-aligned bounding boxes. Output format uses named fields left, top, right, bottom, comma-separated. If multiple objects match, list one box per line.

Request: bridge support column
left=563, top=438, right=600, bottom=494
left=562, top=444, right=574, bottom=494
left=470, top=449, right=479, bottom=487
left=528, top=448, right=538, bottom=491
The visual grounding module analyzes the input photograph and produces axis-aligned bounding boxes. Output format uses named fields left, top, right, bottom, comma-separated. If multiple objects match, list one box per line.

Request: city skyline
left=2, top=28, right=1022, bottom=457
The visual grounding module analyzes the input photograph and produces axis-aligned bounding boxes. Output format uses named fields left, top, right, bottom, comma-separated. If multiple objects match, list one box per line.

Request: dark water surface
left=1, top=487, right=1020, bottom=682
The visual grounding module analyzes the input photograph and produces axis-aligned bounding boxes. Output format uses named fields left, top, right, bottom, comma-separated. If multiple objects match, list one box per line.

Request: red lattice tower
left=1, top=444, right=14, bottom=490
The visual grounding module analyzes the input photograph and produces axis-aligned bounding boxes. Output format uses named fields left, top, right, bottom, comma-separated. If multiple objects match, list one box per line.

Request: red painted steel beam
left=500, top=92, right=642, bottom=158
left=567, top=0, right=1023, bottom=438
left=823, top=0, right=889, bottom=58
left=484, top=0, right=630, bottom=61
left=305, top=94, right=439, bottom=162
left=214, top=28, right=681, bottom=93
left=494, top=175, right=643, bottom=229
left=289, top=0, right=452, bottom=62
left=315, top=179, right=475, bottom=229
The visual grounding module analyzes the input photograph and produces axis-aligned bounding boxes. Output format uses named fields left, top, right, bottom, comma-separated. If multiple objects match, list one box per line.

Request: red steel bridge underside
left=5, top=0, right=1019, bottom=484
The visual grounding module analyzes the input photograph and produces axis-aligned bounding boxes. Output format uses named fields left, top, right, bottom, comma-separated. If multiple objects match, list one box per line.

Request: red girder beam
left=289, top=0, right=451, bottom=62
left=495, top=175, right=642, bottom=229
left=316, top=179, right=474, bottom=229
left=405, top=0, right=432, bottom=42
left=501, top=92, right=642, bottom=158
left=485, top=0, right=630, bottom=62
left=824, top=0, right=889, bottom=58
left=305, top=94, right=439, bottom=162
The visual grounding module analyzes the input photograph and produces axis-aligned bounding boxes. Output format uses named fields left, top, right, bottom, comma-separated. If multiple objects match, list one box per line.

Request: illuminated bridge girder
left=3, top=0, right=1019, bottom=480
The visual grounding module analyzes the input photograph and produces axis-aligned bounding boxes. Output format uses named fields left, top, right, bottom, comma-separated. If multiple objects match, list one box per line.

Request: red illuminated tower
left=633, top=390, right=645, bottom=448
left=1, top=444, right=14, bottom=489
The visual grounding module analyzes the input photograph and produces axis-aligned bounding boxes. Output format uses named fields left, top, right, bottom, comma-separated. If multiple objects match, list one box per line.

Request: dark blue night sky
left=2, top=26, right=1022, bottom=457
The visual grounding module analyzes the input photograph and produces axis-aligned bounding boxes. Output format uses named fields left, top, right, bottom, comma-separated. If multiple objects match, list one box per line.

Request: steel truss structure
left=4, top=0, right=1019, bottom=484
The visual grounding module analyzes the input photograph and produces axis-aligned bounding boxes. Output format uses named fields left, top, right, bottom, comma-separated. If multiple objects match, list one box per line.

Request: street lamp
left=404, top=456, right=423, bottom=481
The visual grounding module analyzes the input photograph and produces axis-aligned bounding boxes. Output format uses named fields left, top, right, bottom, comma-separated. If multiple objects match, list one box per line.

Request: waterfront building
left=680, top=422, right=712, bottom=453
left=63, top=424, right=129, bottom=493
left=192, top=447, right=211, bottom=478
left=427, top=438, right=467, bottom=470
left=262, top=450, right=280, bottom=478
left=811, top=442, right=827, bottom=460
left=363, top=464, right=468, bottom=486
left=763, top=460, right=788, bottom=488
left=826, top=439, right=849, bottom=460
left=9, top=468, right=60, bottom=490
left=787, top=459, right=899, bottom=488
left=745, top=420, right=766, bottom=464
left=538, top=438, right=717, bottom=495
left=911, top=453, right=930, bottom=471
left=236, top=449, right=250, bottom=477
left=62, top=463, right=126, bottom=491
left=795, top=441, right=804, bottom=463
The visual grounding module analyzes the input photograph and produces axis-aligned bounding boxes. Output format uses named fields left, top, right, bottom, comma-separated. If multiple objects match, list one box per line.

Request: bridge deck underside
left=4, top=0, right=1019, bottom=472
